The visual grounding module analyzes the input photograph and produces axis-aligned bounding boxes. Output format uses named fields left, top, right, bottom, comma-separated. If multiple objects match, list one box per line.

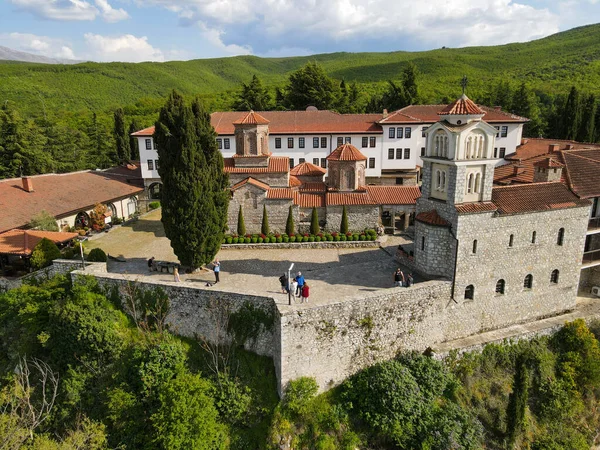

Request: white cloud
left=9, top=0, right=129, bottom=22
left=0, top=32, right=77, bottom=59
left=83, top=33, right=165, bottom=61
left=197, top=23, right=252, bottom=56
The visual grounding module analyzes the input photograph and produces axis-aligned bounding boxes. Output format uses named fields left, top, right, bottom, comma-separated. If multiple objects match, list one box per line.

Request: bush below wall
left=221, top=230, right=378, bottom=248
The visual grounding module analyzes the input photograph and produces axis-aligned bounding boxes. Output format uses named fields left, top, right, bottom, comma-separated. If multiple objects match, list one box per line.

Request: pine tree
left=128, top=119, right=141, bottom=160
left=237, top=205, right=246, bottom=236
left=340, top=205, right=349, bottom=234
left=113, top=107, right=130, bottom=162
left=310, top=207, right=320, bottom=235
left=261, top=204, right=270, bottom=235
left=154, top=90, right=229, bottom=270
left=285, top=205, right=295, bottom=235
left=233, top=75, right=271, bottom=111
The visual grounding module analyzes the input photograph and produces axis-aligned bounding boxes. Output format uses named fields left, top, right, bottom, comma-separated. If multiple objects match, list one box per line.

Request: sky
left=0, top=0, right=598, bottom=62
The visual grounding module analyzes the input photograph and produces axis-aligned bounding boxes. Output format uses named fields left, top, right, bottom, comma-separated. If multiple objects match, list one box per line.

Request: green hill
left=2, top=23, right=600, bottom=118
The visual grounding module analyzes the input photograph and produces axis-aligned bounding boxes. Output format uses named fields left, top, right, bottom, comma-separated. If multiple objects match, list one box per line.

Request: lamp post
left=288, top=263, right=294, bottom=306
left=79, top=241, right=85, bottom=270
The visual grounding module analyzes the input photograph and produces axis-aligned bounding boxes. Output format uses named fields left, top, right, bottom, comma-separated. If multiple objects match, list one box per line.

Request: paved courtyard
left=85, top=209, right=424, bottom=306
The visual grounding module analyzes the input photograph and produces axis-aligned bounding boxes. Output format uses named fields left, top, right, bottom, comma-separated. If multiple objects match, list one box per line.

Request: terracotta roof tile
left=299, top=182, right=327, bottom=192
left=533, top=157, right=565, bottom=168
left=491, top=182, right=590, bottom=215
left=378, top=110, right=422, bottom=124
left=231, top=177, right=270, bottom=191
left=0, top=229, right=78, bottom=256
left=289, top=175, right=303, bottom=187
left=295, top=193, right=326, bottom=208
left=326, top=191, right=375, bottom=206
left=130, top=126, right=155, bottom=136
left=455, top=202, right=498, bottom=214
left=506, top=138, right=600, bottom=161
left=415, top=210, right=450, bottom=227
left=439, top=94, right=485, bottom=116
left=266, top=188, right=295, bottom=200
left=232, top=111, right=270, bottom=125
left=561, top=150, right=600, bottom=198
left=223, top=156, right=289, bottom=174
left=397, top=105, right=528, bottom=123
left=494, top=152, right=568, bottom=185
left=289, top=162, right=326, bottom=176
left=326, top=144, right=367, bottom=161
left=365, top=186, right=421, bottom=205
left=0, top=171, right=144, bottom=234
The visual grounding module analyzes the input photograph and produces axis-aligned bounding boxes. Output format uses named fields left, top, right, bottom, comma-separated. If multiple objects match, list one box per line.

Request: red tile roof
left=266, top=188, right=295, bottom=200
left=223, top=156, right=289, bottom=174
left=397, top=105, right=528, bottom=123
left=296, top=193, right=326, bottom=208
left=299, top=182, right=327, bottom=192
left=533, top=157, right=564, bottom=169
left=439, top=94, right=485, bottom=116
left=231, top=177, right=270, bottom=191
left=506, top=138, right=600, bottom=161
left=232, top=111, right=270, bottom=125
left=455, top=202, right=498, bottom=214
left=562, top=150, right=600, bottom=199
left=0, top=229, right=78, bottom=256
left=491, top=182, right=589, bottom=215
left=131, top=126, right=155, bottom=136
left=326, top=144, right=367, bottom=161
left=290, top=162, right=326, bottom=176
left=416, top=210, right=450, bottom=227
left=378, top=110, right=422, bottom=124
left=0, top=171, right=145, bottom=234
left=365, top=186, right=421, bottom=205
left=326, top=191, right=375, bottom=206
left=289, top=175, right=303, bottom=187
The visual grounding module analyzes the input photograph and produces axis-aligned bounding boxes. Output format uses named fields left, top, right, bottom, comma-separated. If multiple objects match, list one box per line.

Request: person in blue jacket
left=295, top=271, right=305, bottom=296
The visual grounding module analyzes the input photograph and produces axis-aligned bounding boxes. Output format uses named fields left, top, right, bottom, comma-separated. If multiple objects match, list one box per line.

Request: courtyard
left=85, top=209, right=424, bottom=306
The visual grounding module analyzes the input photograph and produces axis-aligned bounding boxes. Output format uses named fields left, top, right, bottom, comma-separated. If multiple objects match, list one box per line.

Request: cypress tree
left=340, top=205, right=349, bottom=234
left=128, top=119, right=140, bottom=160
left=285, top=205, right=295, bottom=235
left=113, top=107, right=130, bottom=162
left=154, top=90, right=229, bottom=270
left=261, top=204, right=270, bottom=235
left=562, top=86, right=581, bottom=140
left=237, top=205, right=246, bottom=236
left=310, top=207, right=320, bottom=235
left=506, top=357, right=530, bottom=449
left=577, top=94, right=596, bottom=143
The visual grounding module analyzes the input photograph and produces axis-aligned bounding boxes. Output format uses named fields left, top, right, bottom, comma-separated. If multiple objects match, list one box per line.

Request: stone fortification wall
left=0, top=259, right=92, bottom=291
left=222, top=240, right=379, bottom=250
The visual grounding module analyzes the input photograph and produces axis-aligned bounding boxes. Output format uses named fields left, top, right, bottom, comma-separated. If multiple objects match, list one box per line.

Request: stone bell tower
left=325, top=144, right=367, bottom=191
left=233, top=111, right=270, bottom=157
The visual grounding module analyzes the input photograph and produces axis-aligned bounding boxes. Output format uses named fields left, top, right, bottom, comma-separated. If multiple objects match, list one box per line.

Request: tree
left=401, top=62, right=418, bottom=105
left=128, top=119, right=141, bottom=160
left=233, top=75, right=271, bottom=111
left=562, top=86, right=581, bottom=140
left=366, top=63, right=418, bottom=113
left=506, top=356, right=530, bottom=449
left=261, top=204, right=269, bottom=235
left=340, top=205, right=349, bottom=234
left=29, top=210, right=58, bottom=231
left=285, top=205, right=295, bottom=235
left=30, top=238, right=61, bottom=270
left=113, top=107, right=130, bottom=163
left=577, top=93, right=596, bottom=143
left=310, top=207, right=320, bottom=235
left=237, top=205, right=246, bottom=236
left=154, top=91, right=229, bottom=270
left=283, top=62, right=339, bottom=110
left=87, top=248, right=107, bottom=262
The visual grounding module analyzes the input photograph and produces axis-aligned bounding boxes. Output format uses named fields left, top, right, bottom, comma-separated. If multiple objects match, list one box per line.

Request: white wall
left=381, top=124, right=427, bottom=170
left=137, top=137, right=160, bottom=179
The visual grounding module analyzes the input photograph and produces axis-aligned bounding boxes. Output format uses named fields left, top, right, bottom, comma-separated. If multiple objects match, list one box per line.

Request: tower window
left=532, top=231, right=536, bottom=244
left=557, top=228, right=565, bottom=246
left=495, top=279, right=505, bottom=295
left=472, top=240, right=477, bottom=254
left=404, top=148, right=410, bottom=159
left=217, top=138, right=222, bottom=149
left=474, top=173, right=481, bottom=194
left=464, top=285, right=474, bottom=300
left=321, top=158, right=327, bottom=169
left=145, top=139, right=152, bottom=150
left=550, top=269, right=559, bottom=284
left=422, top=126, right=428, bottom=137
left=524, top=274, right=533, bottom=289
left=501, top=126, right=508, bottom=138
left=467, top=173, right=474, bottom=194
left=337, top=137, right=343, bottom=146
left=421, top=147, right=426, bottom=156
left=509, top=234, right=514, bottom=247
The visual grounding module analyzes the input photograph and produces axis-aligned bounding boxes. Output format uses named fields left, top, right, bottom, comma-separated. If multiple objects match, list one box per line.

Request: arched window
left=75, top=211, right=90, bottom=228
left=443, top=136, right=449, bottom=158
left=557, top=228, right=565, bottom=246
left=509, top=234, right=514, bottom=247
left=466, top=137, right=472, bottom=159
left=464, top=285, right=474, bottom=300
left=524, top=274, right=533, bottom=289
left=472, top=239, right=478, bottom=254
left=148, top=182, right=162, bottom=200
left=467, top=173, right=474, bottom=194
left=550, top=269, right=560, bottom=284
left=495, top=279, right=505, bottom=295
left=434, top=136, right=440, bottom=156
left=436, top=170, right=441, bottom=190
left=441, top=171, right=446, bottom=191
left=532, top=231, right=537, bottom=244
left=474, top=173, right=481, bottom=194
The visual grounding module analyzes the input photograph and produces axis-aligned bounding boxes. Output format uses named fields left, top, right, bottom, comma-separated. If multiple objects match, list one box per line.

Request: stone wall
left=325, top=205, right=380, bottom=233
left=229, top=172, right=289, bottom=188
left=222, top=240, right=379, bottom=250
left=0, top=259, right=93, bottom=291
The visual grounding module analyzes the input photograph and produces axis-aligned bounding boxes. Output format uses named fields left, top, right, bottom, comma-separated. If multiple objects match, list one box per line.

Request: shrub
left=232, top=237, right=239, bottom=244
left=61, top=247, right=75, bottom=259
left=30, top=238, right=62, bottom=270
left=290, top=235, right=296, bottom=242
left=283, top=377, right=319, bottom=417
left=251, top=237, right=257, bottom=243
left=149, top=201, right=160, bottom=210
left=29, top=210, right=59, bottom=231
left=310, top=207, right=320, bottom=235
left=277, top=237, right=282, bottom=243
left=87, top=247, right=108, bottom=262
left=340, top=234, right=347, bottom=241
left=237, top=206, right=246, bottom=236
left=226, top=237, right=232, bottom=244
left=258, top=237, right=263, bottom=243
left=244, top=237, right=250, bottom=243
left=286, top=206, right=295, bottom=236
left=353, top=234, right=359, bottom=241
left=261, top=205, right=270, bottom=235
left=78, top=229, right=87, bottom=236
left=315, top=236, right=321, bottom=242
left=334, top=235, right=340, bottom=241
left=360, top=234, right=366, bottom=241
left=283, top=236, right=289, bottom=243
left=340, top=205, right=349, bottom=234
left=309, top=236, right=315, bottom=242
left=303, top=236, right=309, bottom=242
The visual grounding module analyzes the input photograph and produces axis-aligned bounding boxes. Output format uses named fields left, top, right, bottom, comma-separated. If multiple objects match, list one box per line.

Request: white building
left=132, top=104, right=527, bottom=197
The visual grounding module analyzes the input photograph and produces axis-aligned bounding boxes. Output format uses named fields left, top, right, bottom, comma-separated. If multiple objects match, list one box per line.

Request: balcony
left=582, top=249, right=600, bottom=267
left=589, top=217, right=600, bottom=234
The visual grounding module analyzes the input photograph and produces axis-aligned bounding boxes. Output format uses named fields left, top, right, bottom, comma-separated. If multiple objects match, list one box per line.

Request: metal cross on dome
left=461, top=75, right=468, bottom=94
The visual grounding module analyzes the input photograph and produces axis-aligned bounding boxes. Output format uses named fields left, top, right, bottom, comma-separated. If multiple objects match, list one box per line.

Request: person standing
left=406, top=273, right=414, bottom=288
left=290, top=279, right=298, bottom=300
left=279, top=273, right=288, bottom=294
left=173, top=267, right=181, bottom=282
left=148, top=256, right=155, bottom=271
left=213, top=259, right=220, bottom=283
left=394, top=268, right=403, bottom=287
left=301, top=283, right=310, bottom=303
left=295, top=271, right=305, bottom=296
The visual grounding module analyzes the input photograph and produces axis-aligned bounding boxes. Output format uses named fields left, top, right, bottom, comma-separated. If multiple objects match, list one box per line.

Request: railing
left=589, top=217, right=600, bottom=230
left=582, top=249, right=600, bottom=265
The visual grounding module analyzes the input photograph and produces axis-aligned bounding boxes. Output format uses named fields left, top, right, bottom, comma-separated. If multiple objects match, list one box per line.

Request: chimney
left=382, top=109, right=388, bottom=118
left=566, top=144, right=574, bottom=150
left=513, top=160, right=524, bottom=176
left=494, top=106, right=502, bottom=111
left=521, top=138, right=529, bottom=145
left=548, top=144, right=560, bottom=153
left=22, top=176, right=34, bottom=192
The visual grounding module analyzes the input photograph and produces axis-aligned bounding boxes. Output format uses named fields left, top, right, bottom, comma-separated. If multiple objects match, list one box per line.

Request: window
left=396, top=148, right=403, bottom=159
left=494, top=126, right=500, bottom=138
left=501, top=126, right=508, bottom=138
left=369, top=137, right=376, bottom=147
left=224, top=138, right=230, bottom=149
left=405, top=127, right=412, bottom=139
left=362, top=137, right=368, bottom=148
left=155, top=159, right=159, bottom=170
left=464, top=285, right=474, bottom=300
left=421, top=236, right=425, bottom=251
left=299, top=158, right=305, bottom=164
left=472, top=240, right=478, bottom=254
left=532, top=231, right=537, bottom=244
left=147, top=159, right=154, bottom=170
left=145, top=139, right=152, bottom=150
left=389, top=127, right=395, bottom=138
left=275, top=138, right=282, bottom=149
left=467, top=173, right=474, bottom=194
left=524, top=274, right=533, bottom=289
left=550, top=269, right=560, bottom=284
left=404, top=148, right=410, bottom=159
left=313, top=158, right=319, bottom=165
left=368, top=157, right=375, bottom=169
left=337, top=137, right=343, bottom=147
left=321, top=158, right=327, bottom=169
left=288, top=137, right=294, bottom=148
left=493, top=147, right=498, bottom=158
left=388, top=148, right=394, bottom=159
left=397, top=127, right=403, bottom=139
left=474, top=173, right=481, bottom=194
left=557, top=228, right=564, bottom=246
left=396, top=177, right=404, bottom=185
left=495, top=279, right=505, bottom=295
left=421, top=147, right=426, bottom=157
left=289, top=158, right=294, bottom=168
left=509, top=234, right=514, bottom=247
left=297, top=137, right=304, bottom=149
left=345, top=137, right=351, bottom=144
left=216, top=138, right=222, bottom=149
left=321, top=137, right=327, bottom=148
left=313, top=137, right=319, bottom=148
left=422, top=126, right=429, bottom=138
left=499, top=148, right=506, bottom=158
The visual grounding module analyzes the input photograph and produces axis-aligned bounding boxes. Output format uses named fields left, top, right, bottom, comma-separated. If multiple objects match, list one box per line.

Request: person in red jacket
left=301, top=283, right=310, bottom=303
